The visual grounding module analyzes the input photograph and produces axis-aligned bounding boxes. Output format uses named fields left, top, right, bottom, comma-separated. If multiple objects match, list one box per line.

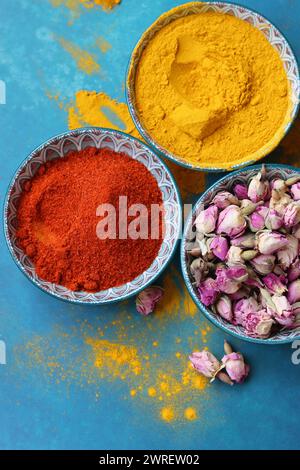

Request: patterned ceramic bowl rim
left=4, top=127, right=182, bottom=305
left=126, top=1, right=300, bottom=172
left=181, top=164, right=300, bottom=344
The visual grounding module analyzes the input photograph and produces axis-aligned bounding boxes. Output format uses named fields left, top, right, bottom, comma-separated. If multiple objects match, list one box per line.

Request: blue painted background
left=1, top=0, right=300, bottom=450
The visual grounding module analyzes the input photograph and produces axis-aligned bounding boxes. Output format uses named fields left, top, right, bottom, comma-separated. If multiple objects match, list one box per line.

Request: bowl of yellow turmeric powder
left=127, top=2, right=300, bottom=171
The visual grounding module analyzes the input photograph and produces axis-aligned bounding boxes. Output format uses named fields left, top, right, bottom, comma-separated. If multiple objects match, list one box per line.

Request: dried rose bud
left=265, top=209, right=283, bottom=230
left=189, top=351, right=223, bottom=381
left=198, top=278, right=219, bottom=306
left=222, top=352, right=250, bottom=383
left=210, top=235, right=229, bottom=261
left=234, top=183, right=248, bottom=200
left=288, top=279, right=300, bottom=304
left=227, top=266, right=248, bottom=283
left=257, top=231, right=288, bottom=255
left=250, top=254, right=275, bottom=275
left=215, top=295, right=233, bottom=322
left=271, top=179, right=287, bottom=192
left=212, top=191, right=239, bottom=209
left=248, top=211, right=265, bottom=232
left=215, top=266, right=241, bottom=294
left=233, top=297, right=259, bottom=326
left=190, top=258, right=209, bottom=285
left=263, top=273, right=286, bottom=295
left=284, top=202, right=300, bottom=228
left=269, top=189, right=292, bottom=215
left=248, top=170, right=270, bottom=203
left=231, top=233, right=255, bottom=249
left=226, top=246, right=243, bottom=265
left=277, top=235, right=298, bottom=270
left=291, top=182, right=300, bottom=201
left=217, top=205, right=246, bottom=238
left=195, top=205, right=218, bottom=234
left=244, top=310, right=274, bottom=338
left=271, top=295, right=295, bottom=327
left=288, top=260, right=300, bottom=282
left=136, top=286, right=164, bottom=316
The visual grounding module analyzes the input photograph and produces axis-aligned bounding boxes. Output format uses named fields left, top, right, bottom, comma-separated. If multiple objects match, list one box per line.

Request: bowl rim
left=126, top=0, right=300, bottom=173
left=180, top=163, right=300, bottom=344
left=3, top=127, right=182, bottom=305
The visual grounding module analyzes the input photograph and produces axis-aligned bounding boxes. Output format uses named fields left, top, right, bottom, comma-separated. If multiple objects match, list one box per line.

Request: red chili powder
left=16, top=147, right=163, bottom=291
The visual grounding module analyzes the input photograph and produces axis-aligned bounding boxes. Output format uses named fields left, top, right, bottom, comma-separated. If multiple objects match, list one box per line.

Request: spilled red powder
left=16, top=147, right=163, bottom=291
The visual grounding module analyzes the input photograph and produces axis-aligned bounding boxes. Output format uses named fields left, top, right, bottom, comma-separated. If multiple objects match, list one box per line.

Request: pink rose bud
left=288, top=260, right=300, bottom=282
left=222, top=352, right=250, bottom=383
left=233, top=297, right=259, bottom=326
left=234, top=183, right=248, bottom=200
left=250, top=254, right=275, bottom=275
left=226, top=246, right=243, bottom=266
left=198, top=278, right=219, bottom=306
left=257, top=231, right=288, bottom=255
left=271, top=295, right=295, bottom=327
left=271, top=179, right=287, bottom=191
left=216, top=295, right=233, bottom=322
left=189, top=351, right=222, bottom=380
left=195, top=205, right=218, bottom=234
left=248, top=171, right=270, bottom=203
left=269, top=189, right=292, bottom=215
left=291, top=182, right=300, bottom=201
left=265, top=209, right=283, bottom=230
left=217, top=205, right=246, bottom=238
left=212, top=191, right=239, bottom=209
left=248, top=211, right=265, bottom=232
left=254, top=313, right=275, bottom=338
left=284, top=202, right=300, bottom=228
left=227, top=266, right=248, bottom=283
left=216, top=266, right=240, bottom=294
left=277, top=235, right=298, bottom=270
left=262, top=273, right=286, bottom=295
left=210, top=235, right=229, bottom=261
left=136, top=286, right=164, bottom=315
left=288, top=279, right=300, bottom=304
left=229, top=286, right=250, bottom=301
left=231, top=233, right=255, bottom=249
left=292, top=224, right=300, bottom=239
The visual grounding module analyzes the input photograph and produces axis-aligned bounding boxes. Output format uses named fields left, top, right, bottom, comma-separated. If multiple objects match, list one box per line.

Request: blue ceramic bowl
left=126, top=1, right=300, bottom=172
left=4, top=128, right=182, bottom=305
left=181, top=164, right=300, bottom=344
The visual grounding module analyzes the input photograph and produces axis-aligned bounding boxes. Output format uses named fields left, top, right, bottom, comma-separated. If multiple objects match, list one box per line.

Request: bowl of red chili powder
left=4, top=128, right=181, bottom=304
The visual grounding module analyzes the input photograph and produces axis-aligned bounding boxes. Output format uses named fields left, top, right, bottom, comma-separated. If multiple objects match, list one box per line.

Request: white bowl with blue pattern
left=4, top=128, right=182, bottom=304
left=181, top=164, right=300, bottom=344
left=127, top=1, right=300, bottom=172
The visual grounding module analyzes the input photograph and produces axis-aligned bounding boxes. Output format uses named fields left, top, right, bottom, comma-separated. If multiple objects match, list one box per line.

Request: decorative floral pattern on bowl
left=126, top=1, right=300, bottom=172
left=181, top=164, right=300, bottom=344
left=4, top=128, right=182, bottom=304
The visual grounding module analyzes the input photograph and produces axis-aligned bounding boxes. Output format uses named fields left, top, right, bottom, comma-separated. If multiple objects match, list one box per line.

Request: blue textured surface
left=1, top=0, right=300, bottom=450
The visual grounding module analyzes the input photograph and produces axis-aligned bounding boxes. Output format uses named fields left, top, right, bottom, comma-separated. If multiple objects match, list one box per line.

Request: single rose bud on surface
left=215, top=266, right=241, bottom=294
left=212, top=191, right=239, bottom=209
left=222, top=352, right=250, bottom=383
left=217, top=205, right=246, bottom=238
left=195, top=205, right=218, bottom=234
left=271, top=295, right=295, bottom=327
left=248, top=170, right=270, bottom=203
left=210, top=235, right=229, bottom=261
left=248, top=211, right=265, bottom=232
left=231, top=233, right=256, bottom=249
left=250, top=254, right=275, bottom=275
left=265, top=209, right=283, bottom=230
left=288, top=279, right=300, bottom=304
left=189, top=351, right=223, bottom=381
left=233, top=183, right=248, bottom=200
left=291, top=182, right=300, bottom=201
left=277, top=235, right=298, bottom=270
left=257, top=231, right=288, bottom=255
left=198, top=278, right=219, bottom=306
left=262, top=273, right=287, bottom=295
left=136, top=286, right=164, bottom=316
left=216, top=295, right=233, bottom=322
left=224, top=340, right=233, bottom=355
left=284, top=202, right=300, bottom=228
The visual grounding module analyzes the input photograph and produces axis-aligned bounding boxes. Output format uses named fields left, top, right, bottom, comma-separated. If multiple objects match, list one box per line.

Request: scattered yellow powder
left=161, top=407, right=175, bottom=422
left=95, top=36, right=112, bottom=53
left=50, top=0, right=120, bottom=16
left=134, top=7, right=291, bottom=169
left=130, top=389, right=137, bottom=397
left=184, top=407, right=197, bottom=421
left=57, top=37, right=100, bottom=74
left=152, top=341, right=158, bottom=347
left=148, top=387, right=157, bottom=397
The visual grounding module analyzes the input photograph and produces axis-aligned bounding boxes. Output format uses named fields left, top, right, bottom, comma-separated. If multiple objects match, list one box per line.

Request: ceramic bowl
left=126, top=1, right=300, bottom=172
left=181, top=164, right=300, bottom=344
left=4, top=128, right=182, bottom=304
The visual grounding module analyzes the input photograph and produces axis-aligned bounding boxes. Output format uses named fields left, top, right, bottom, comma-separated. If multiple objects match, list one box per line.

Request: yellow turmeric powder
left=134, top=7, right=291, bottom=169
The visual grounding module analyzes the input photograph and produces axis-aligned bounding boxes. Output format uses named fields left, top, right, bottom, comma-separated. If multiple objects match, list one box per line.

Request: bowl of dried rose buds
left=181, top=164, right=300, bottom=344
